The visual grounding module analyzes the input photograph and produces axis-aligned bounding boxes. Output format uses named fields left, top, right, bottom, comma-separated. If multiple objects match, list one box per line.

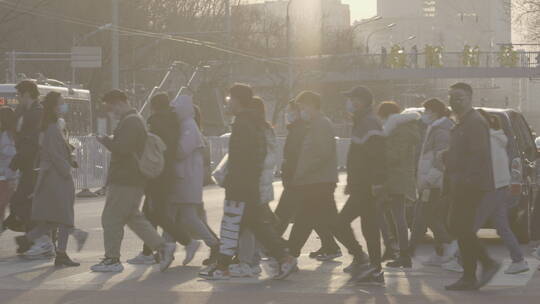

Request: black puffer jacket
left=281, top=120, right=308, bottom=188
left=224, top=111, right=267, bottom=204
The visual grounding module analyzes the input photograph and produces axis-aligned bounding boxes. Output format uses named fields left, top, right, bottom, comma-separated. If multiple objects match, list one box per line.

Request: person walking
left=474, top=110, right=529, bottom=275
left=0, top=107, right=17, bottom=235
left=8, top=80, right=43, bottom=236
left=376, top=102, right=421, bottom=269
left=166, top=94, right=220, bottom=266
left=445, top=82, right=499, bottom=291
left=410, top=99, right=459, bottom=267
left=199, top=83, right=296, bottom=280
left=14, top=92, right=88, bottom=266
left=92, top=90, right=175, bottom=273
left=337, top=86, right=386, bottom=284
left=127, top=93, right=199, bottom=266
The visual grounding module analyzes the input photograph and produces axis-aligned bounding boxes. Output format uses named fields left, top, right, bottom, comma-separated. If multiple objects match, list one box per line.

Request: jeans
left=102, top=184, right=165, bottom=259
left=410, top=189, right=454, bottom=253
left=287, top=183, right=341, bottom=257
left=449, top=187, right=493, bottom=280
left=218, top=200, right=287, bottom=268
left=475, top=187, right=524, bottom=263
left=334, top=185, right=381, bottom=269
left=378, top=195, right=410, bottom=256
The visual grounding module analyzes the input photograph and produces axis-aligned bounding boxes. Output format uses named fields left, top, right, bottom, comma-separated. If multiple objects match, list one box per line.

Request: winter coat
left=347, top=109, right=386, bottom=187
left=446, top=109, right=495, bottom=193
left=260, top=126, right=277, bottom=204
left=382, top=112, right=422, bottom=200
left=147, top=109, right=180, bottom=195
left=10, top=101, right=42, bottom=173
left=490, top=129, right=511, bottom=189
left=31, top=123, right=76, bottom=227
left=224, top=110, right=267, bottom=204
left=102, top=109, right=147, bottom=187
left=292, top=113, right=338, bottom=186
left=281, top=120, right=308, bottom=188
left=169, top=95, right=205, bottom=205
left=0, top=131, right=17, bottom=181
left=417, top=117, right=454, bottom=191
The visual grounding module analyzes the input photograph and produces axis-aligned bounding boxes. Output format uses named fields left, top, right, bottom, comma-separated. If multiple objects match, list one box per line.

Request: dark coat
left=10, top=101, right=43, bottom=172
left=102, top=109, right=147, bottom=187
left=224, top=111, right=266, bottom=204
left=446, top=109, right=494, bottom=193
left=32, top=123, right=76, bottom=227
left=281, top=120, right=308, bottom=188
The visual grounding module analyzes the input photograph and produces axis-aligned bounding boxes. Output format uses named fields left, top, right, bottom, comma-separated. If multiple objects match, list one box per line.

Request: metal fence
left=69, top=135, right=351, bottom=190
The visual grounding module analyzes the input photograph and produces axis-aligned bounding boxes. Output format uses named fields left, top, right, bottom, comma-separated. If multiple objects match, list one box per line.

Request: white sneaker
left=159, top=243, right=176, bottom=272
left=422, top=253, right=445, bottom=267
left=91, top=258, right=124, bottom=272
left=127, top=252, right=157, bottom=265
left=182, top=240, right=201, bottom=266
left=25, top=238, right=54, bottom=257
left=504, top=260, right=529, bottom=274
left=229, top=263, right=254, bottom=277
left=442, top=241, right=459, bottom=262
left=442, top=258, right=464, bottom=273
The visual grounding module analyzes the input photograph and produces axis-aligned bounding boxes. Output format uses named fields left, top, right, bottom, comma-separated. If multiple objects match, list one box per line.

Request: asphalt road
left=1, top=179, right=539, bottom=304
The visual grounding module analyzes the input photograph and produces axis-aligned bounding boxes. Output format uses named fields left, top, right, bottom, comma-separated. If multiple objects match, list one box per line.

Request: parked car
left=406, top=107, right=538, bottom=243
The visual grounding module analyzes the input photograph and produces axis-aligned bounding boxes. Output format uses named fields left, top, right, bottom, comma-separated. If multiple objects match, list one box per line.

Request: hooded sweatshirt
left=490, top=129, right=511, bottom=189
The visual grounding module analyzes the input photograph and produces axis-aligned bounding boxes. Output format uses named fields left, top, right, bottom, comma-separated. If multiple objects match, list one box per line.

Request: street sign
left=71, top=47, right=102, bottom=68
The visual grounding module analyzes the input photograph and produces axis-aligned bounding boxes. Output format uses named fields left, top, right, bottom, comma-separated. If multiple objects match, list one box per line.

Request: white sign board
left=71, top=47, right=102, bottom=68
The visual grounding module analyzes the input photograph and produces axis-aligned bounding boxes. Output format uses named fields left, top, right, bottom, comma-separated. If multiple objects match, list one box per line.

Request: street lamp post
left=365, top=23, right=396, bottom=54
left=72, top=23, right=113, bottom=84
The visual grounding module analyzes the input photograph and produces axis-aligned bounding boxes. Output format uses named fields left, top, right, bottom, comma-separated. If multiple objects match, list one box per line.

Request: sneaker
left=229, top=263, right=254, bottom=277
left=445, top=277, right=478, bottom=291
left=343, top=252, right=370, bottom=274
left=72, top=229, right=89, bottom=252
left=273, top=256, right=298, bottom=280
left=353, top=266, right=385, bottom=286
left=309, top=248, right=325, bottom=259
left=199, top=264, right=230, bottom=280
left=316, top=250, right=343, bottom=262
left=504, top=260, right=529, bottom=275
left=159, top=242, right=176, bottom=272
left=91, top=258, right=124, bottom=272
left=183, top=240, right=201, bottom=266
left=442, top=258, right=464, bottom=273
left=25, top=238, right=54, bottom=257
left=422, top=253, right=445, bottom=267
left=127, top=252, right=157, bottom=265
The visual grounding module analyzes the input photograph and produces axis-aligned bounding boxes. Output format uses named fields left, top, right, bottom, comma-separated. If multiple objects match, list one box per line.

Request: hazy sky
left=342, top=0, right=377, bottom=21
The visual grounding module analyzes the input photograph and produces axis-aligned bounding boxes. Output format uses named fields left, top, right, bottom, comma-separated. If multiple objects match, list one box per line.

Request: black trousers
left=9, top=168, right=37, bottom=231
left=141, top=183, right=192, bottom=253
left=276, top=187, right=339, bottom=253
left=218, top=200, right=287, bottom=267
left=334, top=185, right=381, bottom=270
left=449, top=187, right=492, bottom=280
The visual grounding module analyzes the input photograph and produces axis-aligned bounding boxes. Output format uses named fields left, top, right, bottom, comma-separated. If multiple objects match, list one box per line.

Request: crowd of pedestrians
left=1, top=79, right=540, bottom=291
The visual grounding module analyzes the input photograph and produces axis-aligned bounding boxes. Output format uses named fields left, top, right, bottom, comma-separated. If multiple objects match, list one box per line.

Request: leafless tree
left=514, top=0, right=540, bottom=42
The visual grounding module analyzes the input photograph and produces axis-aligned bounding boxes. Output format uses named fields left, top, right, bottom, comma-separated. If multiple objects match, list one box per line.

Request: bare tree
left=514, top=0, right=540, bottom=42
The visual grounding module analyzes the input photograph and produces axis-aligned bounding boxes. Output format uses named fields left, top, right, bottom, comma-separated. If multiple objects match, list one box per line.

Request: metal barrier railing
left=69, top=136, right=351, bottom=191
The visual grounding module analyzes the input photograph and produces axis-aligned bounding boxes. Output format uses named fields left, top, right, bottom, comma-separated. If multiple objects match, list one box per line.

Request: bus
left=0, top=82, right=92, bottom=136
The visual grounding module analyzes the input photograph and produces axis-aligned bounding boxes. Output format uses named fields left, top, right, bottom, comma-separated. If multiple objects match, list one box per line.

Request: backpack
left=128, top=114, right=166, bottom=179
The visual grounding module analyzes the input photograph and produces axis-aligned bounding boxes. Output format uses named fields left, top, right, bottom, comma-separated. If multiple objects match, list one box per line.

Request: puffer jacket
left=260, top=126, right=277, bottom=204
left=383, top=112, right=422, bottom=200
left=417, top=116, right=454, bottom=191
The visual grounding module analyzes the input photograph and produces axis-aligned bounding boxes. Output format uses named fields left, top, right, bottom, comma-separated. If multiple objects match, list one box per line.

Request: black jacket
left=281, top=120, right=308, bottom=188
left=10, top=101, right=43, bottom=172
left=224, top=111, right=267, bottom=204
left=102, top=109, right=147, bottom=187
left=346, top=112, right=386, bottom=187
left=446, top=109, right=494, bottom=193
left=147, top=109, right=180, bottom=191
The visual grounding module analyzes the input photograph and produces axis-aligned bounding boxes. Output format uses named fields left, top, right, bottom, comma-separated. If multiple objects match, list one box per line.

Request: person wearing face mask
left=410, top=98, right=458, bottom=268
left=445, top=82, right=498, bottom=290
left=92, top=90, right=176, bottom=273
left=14, top=92, right=88, bottom=267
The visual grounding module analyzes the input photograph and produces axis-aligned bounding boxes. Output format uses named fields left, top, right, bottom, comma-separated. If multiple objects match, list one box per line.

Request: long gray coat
left=31, top=122, right=75, bottom=227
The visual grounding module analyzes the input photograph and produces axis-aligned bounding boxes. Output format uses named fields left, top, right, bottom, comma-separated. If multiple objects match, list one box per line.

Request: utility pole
left=112, top=0, right=120, bottom=89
